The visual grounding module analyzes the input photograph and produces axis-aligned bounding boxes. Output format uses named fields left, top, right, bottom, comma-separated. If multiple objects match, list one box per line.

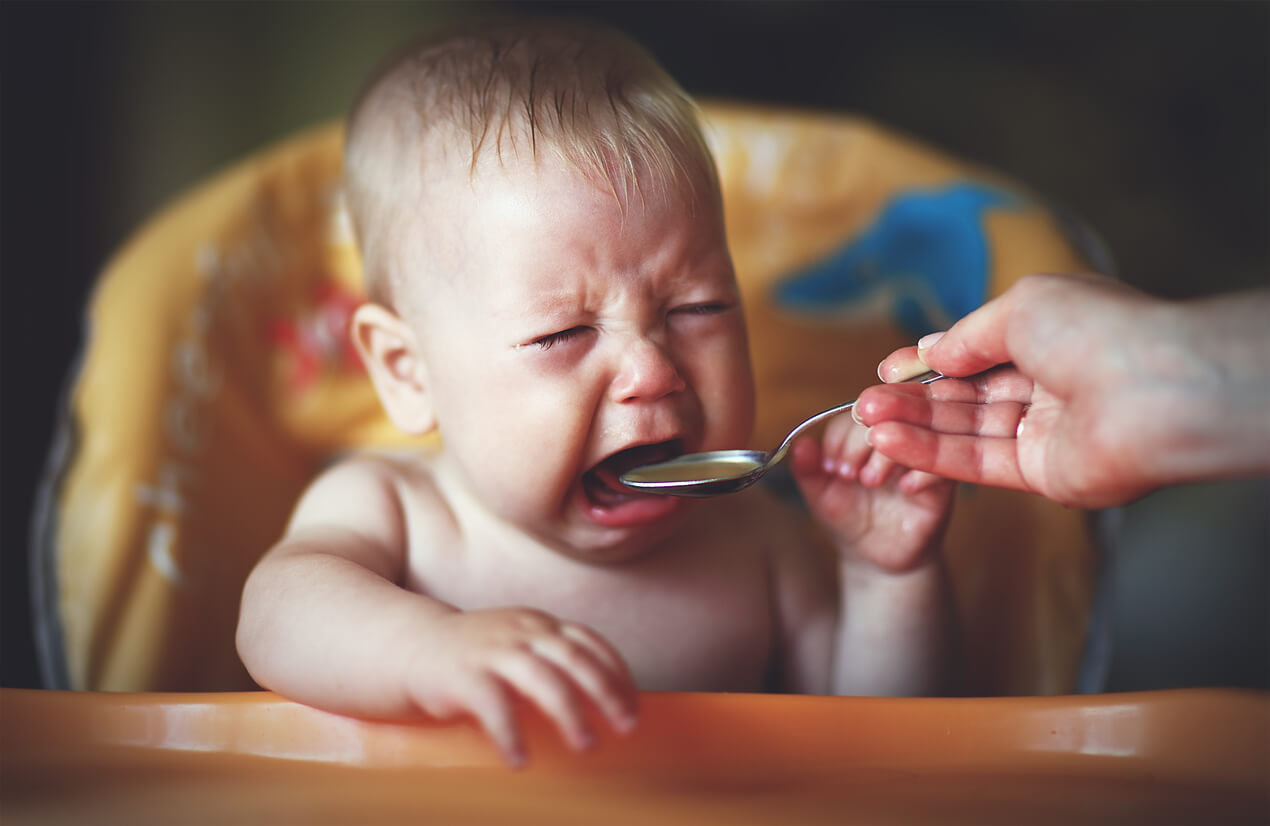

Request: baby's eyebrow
left=519, top=276, right=604, bottom=313
left=497, top=290, right=586, bottom=332
left=522, top=291, right=582, bottom=317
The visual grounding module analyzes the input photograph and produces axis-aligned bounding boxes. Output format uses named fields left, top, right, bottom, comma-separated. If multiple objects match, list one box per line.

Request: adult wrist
left=1146, top=291, right=1270, bottom=485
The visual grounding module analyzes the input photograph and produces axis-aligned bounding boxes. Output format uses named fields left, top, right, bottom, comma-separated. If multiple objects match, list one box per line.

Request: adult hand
left=854, top=273, right=1270, bottom=508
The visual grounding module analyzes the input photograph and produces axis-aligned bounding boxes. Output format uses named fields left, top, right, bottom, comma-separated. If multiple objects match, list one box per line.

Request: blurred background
left=2, top=0, right=1266, bottom=691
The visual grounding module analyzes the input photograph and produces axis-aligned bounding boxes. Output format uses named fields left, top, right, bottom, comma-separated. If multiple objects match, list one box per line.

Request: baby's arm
left=236, top=458, right=637, bottom=766
left=788, top=415, right=959, bottom=696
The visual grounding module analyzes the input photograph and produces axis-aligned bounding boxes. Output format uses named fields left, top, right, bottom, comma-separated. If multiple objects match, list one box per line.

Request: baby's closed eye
left=525, top=326, right=595, bottom=351
left=671, top=302, right=732, bottom=317
left=668, top=301, right=739, bottom=338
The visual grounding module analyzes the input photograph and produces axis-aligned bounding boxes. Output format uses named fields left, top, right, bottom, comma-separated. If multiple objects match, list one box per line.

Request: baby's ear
left=350, top=303, right=436, bottom=435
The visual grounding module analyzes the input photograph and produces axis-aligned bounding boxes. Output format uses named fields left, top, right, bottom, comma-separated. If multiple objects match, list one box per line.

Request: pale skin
left=237, top=150, right=956, bottom=767
left=856, top=272, right=1270, bottom=508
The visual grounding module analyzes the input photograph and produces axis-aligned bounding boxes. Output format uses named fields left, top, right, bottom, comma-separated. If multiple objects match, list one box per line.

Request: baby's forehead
left=472, top=143, right=720, bottom=218
left=405, top=155, right=728, bottom=294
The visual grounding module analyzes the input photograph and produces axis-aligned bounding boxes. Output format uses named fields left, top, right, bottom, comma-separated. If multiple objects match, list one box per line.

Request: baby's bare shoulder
left=286, top=448, right=450, bottom=543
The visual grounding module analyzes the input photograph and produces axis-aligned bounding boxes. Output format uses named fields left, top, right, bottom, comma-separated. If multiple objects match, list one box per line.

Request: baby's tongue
left=584, top=442, right=679, bottom=508
left=582, top=443, right=684, bottom=527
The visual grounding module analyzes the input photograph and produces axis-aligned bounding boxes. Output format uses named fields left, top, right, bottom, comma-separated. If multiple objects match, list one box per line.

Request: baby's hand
left=406, top=608, right=639, bottom=768
left=791, top=413, right=955, bottom=572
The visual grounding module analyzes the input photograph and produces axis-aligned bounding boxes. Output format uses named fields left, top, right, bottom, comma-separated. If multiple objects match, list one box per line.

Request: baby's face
left=406, top=154, right=755, bottom=561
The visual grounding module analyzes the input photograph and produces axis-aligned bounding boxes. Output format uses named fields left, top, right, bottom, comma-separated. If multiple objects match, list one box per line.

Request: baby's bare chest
left=419, top=545, right=777, bottom=693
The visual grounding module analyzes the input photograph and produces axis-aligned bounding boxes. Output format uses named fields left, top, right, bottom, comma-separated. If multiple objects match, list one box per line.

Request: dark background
left=3, top=1, right=1267, bottom=691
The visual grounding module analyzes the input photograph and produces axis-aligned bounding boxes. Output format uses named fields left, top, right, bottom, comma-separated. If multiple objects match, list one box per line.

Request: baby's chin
left=553, top=504, right=694, bottom=566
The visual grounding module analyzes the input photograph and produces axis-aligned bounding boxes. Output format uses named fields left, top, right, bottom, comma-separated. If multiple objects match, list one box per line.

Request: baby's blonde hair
left=345, top=16, right=719, bottom=307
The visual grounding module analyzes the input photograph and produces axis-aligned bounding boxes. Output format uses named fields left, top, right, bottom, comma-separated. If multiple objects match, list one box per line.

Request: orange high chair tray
left=2, top=687, right=1266, bottom=825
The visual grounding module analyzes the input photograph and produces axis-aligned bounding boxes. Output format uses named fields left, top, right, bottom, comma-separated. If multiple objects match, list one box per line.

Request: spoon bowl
left=620, top=369, right=949, bottom=497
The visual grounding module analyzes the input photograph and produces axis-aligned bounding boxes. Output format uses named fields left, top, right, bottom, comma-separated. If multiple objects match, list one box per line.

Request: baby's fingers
left=459, top=674, right=527, bottom=769
left=898, top=467, right=951, bottom=495
left=825, top=414, right=895, bottom=486
left=560, top=623, right=633, bottom=685
left=531, top=626, right=639, bottom=735
left=497, top=654, right=597, bottom=754
left=816, top=413, right=869, bottom=480
left=790, top=437, right=833, bottom=502
left=858, top=434, right=901, bottom=488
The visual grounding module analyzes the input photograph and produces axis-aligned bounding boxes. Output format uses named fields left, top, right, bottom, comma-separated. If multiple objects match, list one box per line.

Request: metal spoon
left=619, top=369, right=950, bottom=497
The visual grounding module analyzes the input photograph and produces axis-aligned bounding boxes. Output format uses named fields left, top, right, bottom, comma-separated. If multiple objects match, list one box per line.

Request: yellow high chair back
left=34, top=102, right=1102, bottom=695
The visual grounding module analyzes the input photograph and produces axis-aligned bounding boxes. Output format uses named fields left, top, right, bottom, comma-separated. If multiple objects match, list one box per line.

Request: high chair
left=33, top=101, right=1106, bottom=695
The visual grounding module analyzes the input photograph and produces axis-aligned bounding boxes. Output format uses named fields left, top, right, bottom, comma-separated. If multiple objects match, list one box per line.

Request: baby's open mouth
left=582, top=440, right=683, bottom=508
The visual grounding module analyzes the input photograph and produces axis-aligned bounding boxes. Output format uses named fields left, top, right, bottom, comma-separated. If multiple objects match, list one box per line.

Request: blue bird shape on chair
left=773, top=182, right=1022, bottom=338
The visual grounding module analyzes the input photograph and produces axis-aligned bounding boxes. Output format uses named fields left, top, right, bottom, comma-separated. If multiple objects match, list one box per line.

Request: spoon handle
left=766, top=370, right=944, bottom=465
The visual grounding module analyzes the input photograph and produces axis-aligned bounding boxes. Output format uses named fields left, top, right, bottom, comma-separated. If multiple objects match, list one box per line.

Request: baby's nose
left=610, top=338, right=687, bottom=403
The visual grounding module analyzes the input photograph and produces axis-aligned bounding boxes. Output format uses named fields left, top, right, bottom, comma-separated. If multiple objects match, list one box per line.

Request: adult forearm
left=1151, top=290, right=1270, bottom=486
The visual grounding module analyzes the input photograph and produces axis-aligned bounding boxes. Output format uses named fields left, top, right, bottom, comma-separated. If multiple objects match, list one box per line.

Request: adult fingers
left=866, top=421, right=1030, bottom=492
left=914, top=283, right=1030, bottom=378
left=855, top=382, right=1033, bottom=433
left=929, top=368, right=1036, bottom=404
left=858, top=389, right=1029, bottom=438
left=877, top=345, right=931, bottom=383
left=920, top=273, right=1127, bottom=380
left=867, top=372, right=1034, bottom=409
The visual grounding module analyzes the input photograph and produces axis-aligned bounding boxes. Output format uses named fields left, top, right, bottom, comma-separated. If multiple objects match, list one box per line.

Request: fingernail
left=851, top=405, right=864, bottom=425
left=864, top=428, right=874, bottom=447
left=917, top=331, right=945, bottom=352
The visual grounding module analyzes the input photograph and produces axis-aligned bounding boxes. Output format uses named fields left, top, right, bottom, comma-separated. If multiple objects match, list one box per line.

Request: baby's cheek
left=468, top=411, right=578, bottom=503
left=716, top=354, right=757, bottom=442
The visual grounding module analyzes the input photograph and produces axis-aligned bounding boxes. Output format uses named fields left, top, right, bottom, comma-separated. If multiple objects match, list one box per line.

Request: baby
left=237, top=16, right=958, bottom=767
